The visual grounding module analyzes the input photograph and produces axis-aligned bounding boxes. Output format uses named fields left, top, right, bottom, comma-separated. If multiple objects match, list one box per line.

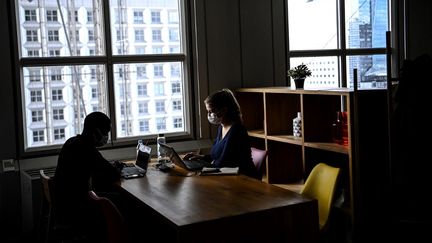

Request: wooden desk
left=118, top=165, right=318, bottom=243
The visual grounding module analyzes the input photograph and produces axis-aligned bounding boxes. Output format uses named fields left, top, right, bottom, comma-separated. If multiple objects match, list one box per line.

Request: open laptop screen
left=158, top=143, right=211, bottom=171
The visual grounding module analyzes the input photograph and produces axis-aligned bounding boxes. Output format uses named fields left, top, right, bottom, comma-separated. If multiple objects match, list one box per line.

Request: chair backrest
left=251, top=147, right=268, bottom=179
left=88, top=191, right=127, bottom=243
left=40, top=169, right=54, bottom=205
left=300, top=163, right=340, bottom=231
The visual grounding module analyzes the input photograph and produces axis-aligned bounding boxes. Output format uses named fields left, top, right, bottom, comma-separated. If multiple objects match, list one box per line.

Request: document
left=200, top=167, right=239, bottom=175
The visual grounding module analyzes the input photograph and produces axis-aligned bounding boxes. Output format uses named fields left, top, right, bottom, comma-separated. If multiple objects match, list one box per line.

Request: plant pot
left=294, top=78, right=305, bottom=89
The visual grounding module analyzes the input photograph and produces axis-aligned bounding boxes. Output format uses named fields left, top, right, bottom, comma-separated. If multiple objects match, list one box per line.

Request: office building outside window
left=171, top=82, right=181, bottom=94
left=46, top=10, right=58, bottom=22
left=33, top=130, right=45, bottom=143
left=25, top=9, right=37, bottom=21
left=152, top=29, right=162, bottom=42
left=137, top=84, right=147, bottom=96
left=53, top=128, right=65, bottom=140
left=136, top=65, right=146, bottom=78
left=287, top=0, right=388, bottom=89
left=28, top=50, right=40, bottom=57
left=26, top=30, right=38, bottom=42
left=133, top=11, right=144, bottom=24
left=53, top=109, right=64, bottom=120
left=172, top=100, right=182, bottom=111
left=135, top=29, right=145, bottom=42
left=51, top=89, right=63, bottom=101
left=15, top=0, right=188, bottom=149
left=155, top=100, right=165, bottom=113
left=87, top=10, right=93, bottom=23
left=139, top=120, right=150, bottom=132
left=173, top=117, right=183, bottom=129
left=151, top=10, right=161, bottom=24
left=32, top=110, right=44, bottom=122
left=156, top=117, right=166, bottom=131
left=138, top=102, right=149, bottom=115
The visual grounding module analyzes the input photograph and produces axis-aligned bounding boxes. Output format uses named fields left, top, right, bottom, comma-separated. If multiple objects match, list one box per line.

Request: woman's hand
left=183, top=152, right=205, bottom=161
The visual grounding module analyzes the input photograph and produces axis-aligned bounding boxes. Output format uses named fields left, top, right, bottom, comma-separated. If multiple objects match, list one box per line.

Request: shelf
left=236, top=86, right=389, bottom=235
left=247, top=129, right=266, bottom=139
left=303, top=142, right=349, bottom=154
left=266, top=135, right=302, bottom=145
left=237, top=86, right=353, bottom=95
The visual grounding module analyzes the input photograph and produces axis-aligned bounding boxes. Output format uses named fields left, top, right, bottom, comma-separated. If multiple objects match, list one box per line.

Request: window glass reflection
left=289, top=57, right=340, bottom=89
left=110, top=0, right=183, bottom=55
left=288, top=0, right=337, bottom=50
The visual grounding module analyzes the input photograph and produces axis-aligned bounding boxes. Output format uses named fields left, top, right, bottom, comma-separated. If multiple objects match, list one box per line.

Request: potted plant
left=287, top=63, right=312, bottom=89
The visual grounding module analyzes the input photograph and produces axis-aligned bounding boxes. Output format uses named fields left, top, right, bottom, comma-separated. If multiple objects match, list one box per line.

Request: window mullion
left=339, top=0, right=347, bottom=87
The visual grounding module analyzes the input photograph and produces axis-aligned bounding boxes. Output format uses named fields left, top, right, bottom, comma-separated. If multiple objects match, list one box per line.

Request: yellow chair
left=300, top=163, right=340, bottom=232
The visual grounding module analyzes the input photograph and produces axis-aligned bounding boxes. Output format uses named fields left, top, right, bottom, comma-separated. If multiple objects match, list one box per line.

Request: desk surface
left=119, top=165, right=318, bottom=242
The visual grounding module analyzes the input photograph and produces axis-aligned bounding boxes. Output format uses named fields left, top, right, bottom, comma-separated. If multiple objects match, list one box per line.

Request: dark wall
left=195, top=0, right=286, bottom=138
left=405, top=1, right=432, bottom=59
left=0, top=2, right=17, bottom=161
left=0, top=0, right=20, bottom=239
left=239, top=0, right=286, bottom=87
left=389, top=1, right=432, bottom=241
left=199, top=0, right=286, bottom=93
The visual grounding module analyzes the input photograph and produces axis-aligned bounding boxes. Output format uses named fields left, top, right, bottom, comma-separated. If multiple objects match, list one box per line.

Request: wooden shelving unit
left=236, top=86, right=388, bottom=226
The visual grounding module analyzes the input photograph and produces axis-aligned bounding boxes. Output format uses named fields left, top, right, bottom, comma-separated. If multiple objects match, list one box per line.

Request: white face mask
left=207, top=112, right=222, bottom=125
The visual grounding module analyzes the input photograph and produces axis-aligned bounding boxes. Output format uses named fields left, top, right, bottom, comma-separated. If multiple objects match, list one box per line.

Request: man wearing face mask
left=54, top=111, right=121, bottom=241
left=184, top=89, right=260, bottom=179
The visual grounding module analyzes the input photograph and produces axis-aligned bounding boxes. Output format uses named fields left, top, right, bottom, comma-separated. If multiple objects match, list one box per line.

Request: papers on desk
left=200, top=167, right=239, bottom=175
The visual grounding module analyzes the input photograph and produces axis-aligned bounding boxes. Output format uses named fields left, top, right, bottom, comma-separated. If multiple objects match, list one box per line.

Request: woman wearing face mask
left=184, top=89, right=260, bottom=179
left=54, top=111, right=122, bottom=242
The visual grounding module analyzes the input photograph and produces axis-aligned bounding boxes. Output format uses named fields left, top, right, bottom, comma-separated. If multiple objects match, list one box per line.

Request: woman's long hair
left=204, top=88, right=243, bottom=124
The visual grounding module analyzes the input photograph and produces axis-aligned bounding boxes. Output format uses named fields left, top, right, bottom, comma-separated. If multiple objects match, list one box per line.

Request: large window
left=287, top=0, right=388, bottom=89
left=15, top=0, right=188, bottom=149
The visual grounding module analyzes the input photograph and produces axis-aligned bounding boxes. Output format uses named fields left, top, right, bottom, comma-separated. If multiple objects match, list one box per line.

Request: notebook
left=158, top=142, right=212, bottom=171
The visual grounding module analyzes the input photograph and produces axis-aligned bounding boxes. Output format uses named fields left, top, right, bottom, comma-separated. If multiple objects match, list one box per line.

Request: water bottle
left=157, top=134, right=166, bottom=163
left=137, top=139, right=143, bottom=150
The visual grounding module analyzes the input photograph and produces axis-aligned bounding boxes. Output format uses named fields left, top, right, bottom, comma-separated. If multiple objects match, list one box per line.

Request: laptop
left=158, top=142, right=212, bottom=171
left=120, top=142, right=151, bottom=179
left=120, top=162, right=146, bottom=179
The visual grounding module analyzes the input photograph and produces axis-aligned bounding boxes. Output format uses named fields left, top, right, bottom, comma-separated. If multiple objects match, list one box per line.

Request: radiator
left=20, top=167, right=56, bottom=234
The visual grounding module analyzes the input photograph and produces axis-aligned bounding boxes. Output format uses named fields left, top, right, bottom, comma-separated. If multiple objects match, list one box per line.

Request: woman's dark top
left=209, top=123, right=260, bottom=179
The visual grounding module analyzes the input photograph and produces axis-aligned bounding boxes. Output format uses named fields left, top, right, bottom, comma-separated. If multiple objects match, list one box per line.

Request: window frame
left=285, top=0, right=389, bottom=88
left=12, top=0, right=195, bottom=155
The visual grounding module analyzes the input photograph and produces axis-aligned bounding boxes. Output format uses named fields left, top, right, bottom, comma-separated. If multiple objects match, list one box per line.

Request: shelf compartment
left=265, top=93, right=301, bottom=136
left=236, top=91, right=264, bottom=132
left=266, top=140, right=303, bottom=184
left=303, top=94, right=346, bottom=143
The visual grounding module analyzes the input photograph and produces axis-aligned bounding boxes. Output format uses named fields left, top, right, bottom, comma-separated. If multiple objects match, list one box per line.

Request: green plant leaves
left=287, top=63, right=312, bottom=79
